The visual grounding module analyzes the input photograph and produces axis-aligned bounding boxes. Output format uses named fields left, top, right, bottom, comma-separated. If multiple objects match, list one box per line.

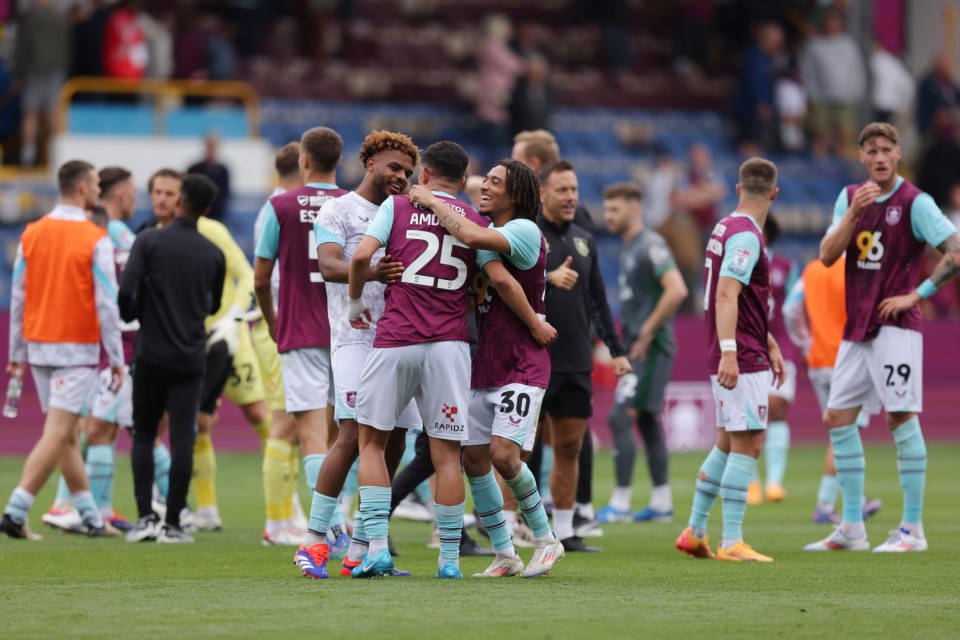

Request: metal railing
left=56, top=77, right=261, bottom=137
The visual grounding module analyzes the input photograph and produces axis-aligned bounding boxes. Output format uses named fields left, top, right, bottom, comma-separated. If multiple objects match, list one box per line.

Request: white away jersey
left=314, top=191, right=386, bottom=351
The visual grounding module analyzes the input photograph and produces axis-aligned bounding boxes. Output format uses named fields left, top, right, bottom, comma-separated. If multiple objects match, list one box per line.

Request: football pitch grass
left=1, top=444, right=959, bottom=639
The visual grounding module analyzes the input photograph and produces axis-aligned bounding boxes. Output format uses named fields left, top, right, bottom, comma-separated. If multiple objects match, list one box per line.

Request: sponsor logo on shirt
left=434, top=404, right=464, bottom=432
left=728, top=247, right=751, bottom=276
left=707, top=238, right=723, bottom=256
left=712, top=222, right=727, bottom=237
left=442, top=404, right=458, bottom=422
left=855, top=231, right=884, bottom=270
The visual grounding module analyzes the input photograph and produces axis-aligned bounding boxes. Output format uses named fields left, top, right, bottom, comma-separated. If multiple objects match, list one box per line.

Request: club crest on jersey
left=758, top=405, right=767, bottom=421
left=297, top=195, right=309, bottom=206
left=346, top=391, right=357, bottom=409
left=885, top=205, right=902, bottom=226
left=574, top=237, right=590, bottom=257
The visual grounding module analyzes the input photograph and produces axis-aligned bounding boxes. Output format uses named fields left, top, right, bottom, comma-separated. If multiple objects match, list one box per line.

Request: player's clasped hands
left=850, top=181, right=882, bottom=216
left=551, top=256, right=578, bottom=290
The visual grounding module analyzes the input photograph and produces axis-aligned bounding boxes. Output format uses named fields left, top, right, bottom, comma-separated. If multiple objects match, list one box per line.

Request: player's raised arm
left=409, top=184, right=512, bottom=253
left=820, top=181, right=881, bottom=266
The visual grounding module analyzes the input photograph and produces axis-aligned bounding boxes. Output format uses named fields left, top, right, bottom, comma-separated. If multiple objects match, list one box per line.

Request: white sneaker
left=522, top=539, right=564, bottom=578
left=463, top=513, right=477, bottom=529
left=472, top=554, right=524, bottom=577
left=427, top=527, right=440, bottom=549
left=394, top=495, right=433, bottom=522
left=804, top=527, right=870, bottom=551
left=262, top=528, right=305, bottom=546
left=157, top=523, right=195, bottom=543
left=126, top=515, right=161, bottom=542
left=151, top=491, right=167, bottom=521
left=193, top=507, right=222, bottom=531
left=179, top=507, right=196, bottom=532
left=872, top=528, right=928, bottom=553
left=41, top=507, right=83, bottom=533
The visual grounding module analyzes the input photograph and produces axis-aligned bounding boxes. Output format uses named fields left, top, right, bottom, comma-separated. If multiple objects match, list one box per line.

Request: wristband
left=347, top=297, right=366, bottom=321
left=916, top=279, right=937, bottom=300
left=719, top=339, right=737, bottom=353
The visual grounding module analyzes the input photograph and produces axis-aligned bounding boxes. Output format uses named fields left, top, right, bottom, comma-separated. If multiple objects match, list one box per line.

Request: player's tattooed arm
left=408, top=185, right=511, bottom=252
left=483, top=260, right=556, bottom=346
left=931, top=232, right=960, bottom=288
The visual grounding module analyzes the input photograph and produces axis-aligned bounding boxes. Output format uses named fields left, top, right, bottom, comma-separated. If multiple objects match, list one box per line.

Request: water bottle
left=3, top=374, right=23, bottom=419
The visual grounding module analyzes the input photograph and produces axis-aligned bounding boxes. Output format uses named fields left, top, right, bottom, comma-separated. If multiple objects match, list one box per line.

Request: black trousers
left=131, top=358, right=204, bottom=527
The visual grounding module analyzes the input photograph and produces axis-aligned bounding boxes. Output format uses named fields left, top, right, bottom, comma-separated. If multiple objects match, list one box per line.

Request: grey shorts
left=22, top=71, right=66, bottom=112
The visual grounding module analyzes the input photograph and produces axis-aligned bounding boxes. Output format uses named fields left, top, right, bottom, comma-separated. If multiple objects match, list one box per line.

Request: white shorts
left=809, top=366, right=872, bottom=428
left=465, top=384, right=546, bottom=451
left=280, top=347, right=334, bottom=413
left=828, top=326, right=922, bottom=414
left=768, top=360, right=797, bottom=403
left=710, top=370, right=771, bottom=432
left=30, top=365, right=98, bottom=415
left=332, top=343, right=421, bottom=429
left=91, top=366, right=133, bottom=428
left=357, top=341, right=470, bottom=441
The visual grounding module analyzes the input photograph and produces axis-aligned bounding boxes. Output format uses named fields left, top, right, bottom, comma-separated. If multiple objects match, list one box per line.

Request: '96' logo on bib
left=856, top=231, right=884, bottom=270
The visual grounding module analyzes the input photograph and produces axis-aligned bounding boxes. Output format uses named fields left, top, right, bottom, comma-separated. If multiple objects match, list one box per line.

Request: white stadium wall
left=51, top=135, right=275, bottom=195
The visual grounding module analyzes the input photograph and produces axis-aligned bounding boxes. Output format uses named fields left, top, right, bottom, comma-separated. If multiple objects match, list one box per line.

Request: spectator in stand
left=916, top=52, right=960, bottom=138
left=674, top=143, right=726, bottom=240
left=643, top=147, right=680, bottom=233
left=15, top=0, right=70, bottom=167
left=734, top=22, right=783, bottom=154
left=0, top=55, right=21, bottom=165
left=510, top=53, right=553, bottom=136
left=799, top=9, right=865, bottom=157
left=101, top=0, right=148, bottom=82
left=870, top=41, right=914, bottom=124
left=70, top=1, right=109, bottom=79
left=916, top=111, right=960, bottom=210
left=476, top=14, right=525, bottom=157
left=775, top=62, right=807, bottom=153
left=137, top=3, right=173, bottom=80
left=174, top=6, right=207, bottom=80
left=187, top=133, right=231, bottom=221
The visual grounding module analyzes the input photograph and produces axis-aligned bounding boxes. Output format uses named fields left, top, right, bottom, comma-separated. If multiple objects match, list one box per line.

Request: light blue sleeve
left=476, top=249, right=501, bottom=268
left=254, top=202, right=280, bottom=260
left=827, top=188, right=849, bottom=234
left=719, top=231, right=761, bottom=285
left=910, top=192, right=958, bottom=247
left=366, top=197, right=395, bottom=246
left=108, top=220, right=136, bottom=251
left=493, top=219, right=541, bottom=270
left=313, top=219, right=344, bottom=247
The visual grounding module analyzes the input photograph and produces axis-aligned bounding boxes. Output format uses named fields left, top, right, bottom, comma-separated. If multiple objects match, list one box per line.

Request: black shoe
left=157, top=522, right=195, bottom=543
left=573, top=512, right=602, bottom=538
left=0, top=513, right=27, bottom=539
left=388, top=536, right=399, bottom=557
left=460, top=531, right=495, bottom=556
left=473, top=508, right=491, bottom=540
left=86, top=524, right=108, bottom=538
left=125, top=514, right=160, bottom=542
left=560, top=535, right=602, bottom=553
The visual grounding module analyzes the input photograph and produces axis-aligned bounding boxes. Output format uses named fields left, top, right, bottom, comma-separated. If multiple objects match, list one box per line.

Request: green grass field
left=1, top=444, right=959, bottom=639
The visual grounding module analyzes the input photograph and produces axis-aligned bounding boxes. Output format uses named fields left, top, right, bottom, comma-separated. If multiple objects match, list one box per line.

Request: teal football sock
left=85, top=444, right=115, bottom=513
left=4, top=487, right=34, bottom=524
left=434, top=502, right=465, bottom=563
left=303, top=454, right=325, bottom=493
left=468, top=471, right=512, bottom=554
left=358, top=486, right=391, bottom=543
left=506, top=463, right=551, bottom=539
left=830, top=425, right=865, bottom=524
left=72, top=490, right=103, bottom=528
left=688, top=446, right=727, bottom=531
left=817, top=474, right=840, bottom=508
left=892, top=417, right=926, bottom=526
left=153, top=444, right=171, bottom=499
left=764, top=420, right=790, bottom=486
left=720, top=452, right=755, bottom=544
left=308, top=491, right=339, bottom=537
